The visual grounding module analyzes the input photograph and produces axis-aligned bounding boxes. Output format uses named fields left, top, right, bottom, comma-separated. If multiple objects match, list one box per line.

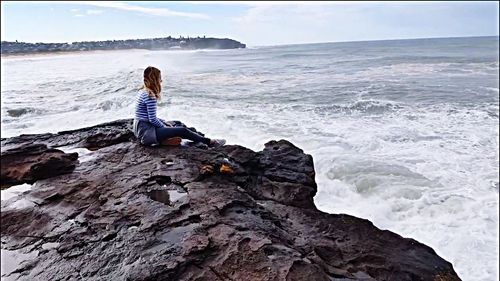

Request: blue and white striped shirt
left=134, top=91, right=165, bottom=128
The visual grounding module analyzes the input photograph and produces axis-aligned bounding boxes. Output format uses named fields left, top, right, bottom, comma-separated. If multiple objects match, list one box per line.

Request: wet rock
left=1, top=144, right=78, bottom=189
left=0, top=120, right=461, bottom=281
left=0, top=119, right=135, bottom=151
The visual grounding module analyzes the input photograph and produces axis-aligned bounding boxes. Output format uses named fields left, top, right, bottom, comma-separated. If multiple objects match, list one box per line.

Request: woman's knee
left=176, top=127, right=190, bottom=137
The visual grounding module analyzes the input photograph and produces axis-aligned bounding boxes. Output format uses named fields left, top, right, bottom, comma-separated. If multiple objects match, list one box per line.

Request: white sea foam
left=58, top=146, right=95, bottom=163
left=1, top=184, right=33, bottom=201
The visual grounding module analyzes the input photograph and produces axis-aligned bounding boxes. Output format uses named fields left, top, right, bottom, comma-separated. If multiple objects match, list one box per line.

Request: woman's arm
left=144, top=97, right=166, bottom=128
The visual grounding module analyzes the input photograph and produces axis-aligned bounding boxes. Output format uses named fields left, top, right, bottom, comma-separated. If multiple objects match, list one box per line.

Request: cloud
left=231, top=2, right=499, bottom=46
left=74, top=1, right=210, bottom=19
left=232, top=3, right=340, bottom=26
left=231, top=4, right=348, bottom=45
left=184, top=1, right=355, bottom=6
left=70, top=8, right=79, bottom=12
left=86, top=9, right=103, bottom=15
left=74, top=14, right=85, bottom=17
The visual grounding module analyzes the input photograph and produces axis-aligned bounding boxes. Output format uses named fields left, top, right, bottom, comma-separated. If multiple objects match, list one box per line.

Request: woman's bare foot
left=161, top=137, right=182, bottom=146
left=209, top=139, right=226, bottom=148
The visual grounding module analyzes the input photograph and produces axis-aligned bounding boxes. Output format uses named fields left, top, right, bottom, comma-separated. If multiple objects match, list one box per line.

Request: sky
left=1, top=1, right=498, bottom=46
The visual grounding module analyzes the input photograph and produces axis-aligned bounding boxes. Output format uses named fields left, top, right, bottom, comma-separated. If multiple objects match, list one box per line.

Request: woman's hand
left=160, top=119, right=174, bottom=127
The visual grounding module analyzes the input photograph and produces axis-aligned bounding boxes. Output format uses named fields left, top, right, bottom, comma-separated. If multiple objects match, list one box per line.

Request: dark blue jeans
left=155, top=127, right=210, bottom=145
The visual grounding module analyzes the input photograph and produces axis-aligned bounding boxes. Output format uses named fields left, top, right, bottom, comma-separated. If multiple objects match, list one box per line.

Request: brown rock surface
left=0, top=119, right=461, bottom=281
left=1, top=144, right=78, bottom=189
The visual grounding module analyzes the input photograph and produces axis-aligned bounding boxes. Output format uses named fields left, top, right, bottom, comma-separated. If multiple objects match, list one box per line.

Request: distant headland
left=0, top=36, right=246, bottom=55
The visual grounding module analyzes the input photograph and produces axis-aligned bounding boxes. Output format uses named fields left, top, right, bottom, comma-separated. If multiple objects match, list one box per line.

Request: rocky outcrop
left=1, top=37, right=246, bottom=55
left=0, top=119, right=461, bottom=281
left=0, top=144, right=78, bottom=189
left=0, top=119, right=135, bottom=151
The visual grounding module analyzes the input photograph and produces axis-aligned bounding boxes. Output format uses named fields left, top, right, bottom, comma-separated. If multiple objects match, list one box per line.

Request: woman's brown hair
left=143, top=66, right=162, bottom=100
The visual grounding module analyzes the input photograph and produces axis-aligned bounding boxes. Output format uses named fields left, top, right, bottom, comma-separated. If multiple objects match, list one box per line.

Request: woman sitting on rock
left=133, top=66, right=226, bottom=147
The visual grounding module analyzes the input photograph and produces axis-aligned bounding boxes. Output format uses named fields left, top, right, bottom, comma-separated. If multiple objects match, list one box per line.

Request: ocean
left=1, top=36, right=499, bottom=280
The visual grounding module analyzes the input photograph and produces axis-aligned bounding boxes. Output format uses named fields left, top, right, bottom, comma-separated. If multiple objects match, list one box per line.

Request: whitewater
left=1, top=36, right=498, bottom=280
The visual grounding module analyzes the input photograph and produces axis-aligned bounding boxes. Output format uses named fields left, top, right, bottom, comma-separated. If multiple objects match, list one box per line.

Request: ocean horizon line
left=3, top=34, right=498, bottom=48
left=248, top=34, right=499, bottom=48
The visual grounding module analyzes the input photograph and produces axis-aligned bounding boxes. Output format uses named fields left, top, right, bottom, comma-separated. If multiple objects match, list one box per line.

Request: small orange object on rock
left=200, top=165, right=214, bottom=175
left=219, top=164, right=234, bottom=174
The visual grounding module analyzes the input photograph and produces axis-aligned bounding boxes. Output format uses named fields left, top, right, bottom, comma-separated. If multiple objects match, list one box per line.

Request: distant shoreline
left=0, top=48, right=241, bottom=59
left=1, top=48, right=160, bottom=59
left=1, top=36, right=246, bottom=56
